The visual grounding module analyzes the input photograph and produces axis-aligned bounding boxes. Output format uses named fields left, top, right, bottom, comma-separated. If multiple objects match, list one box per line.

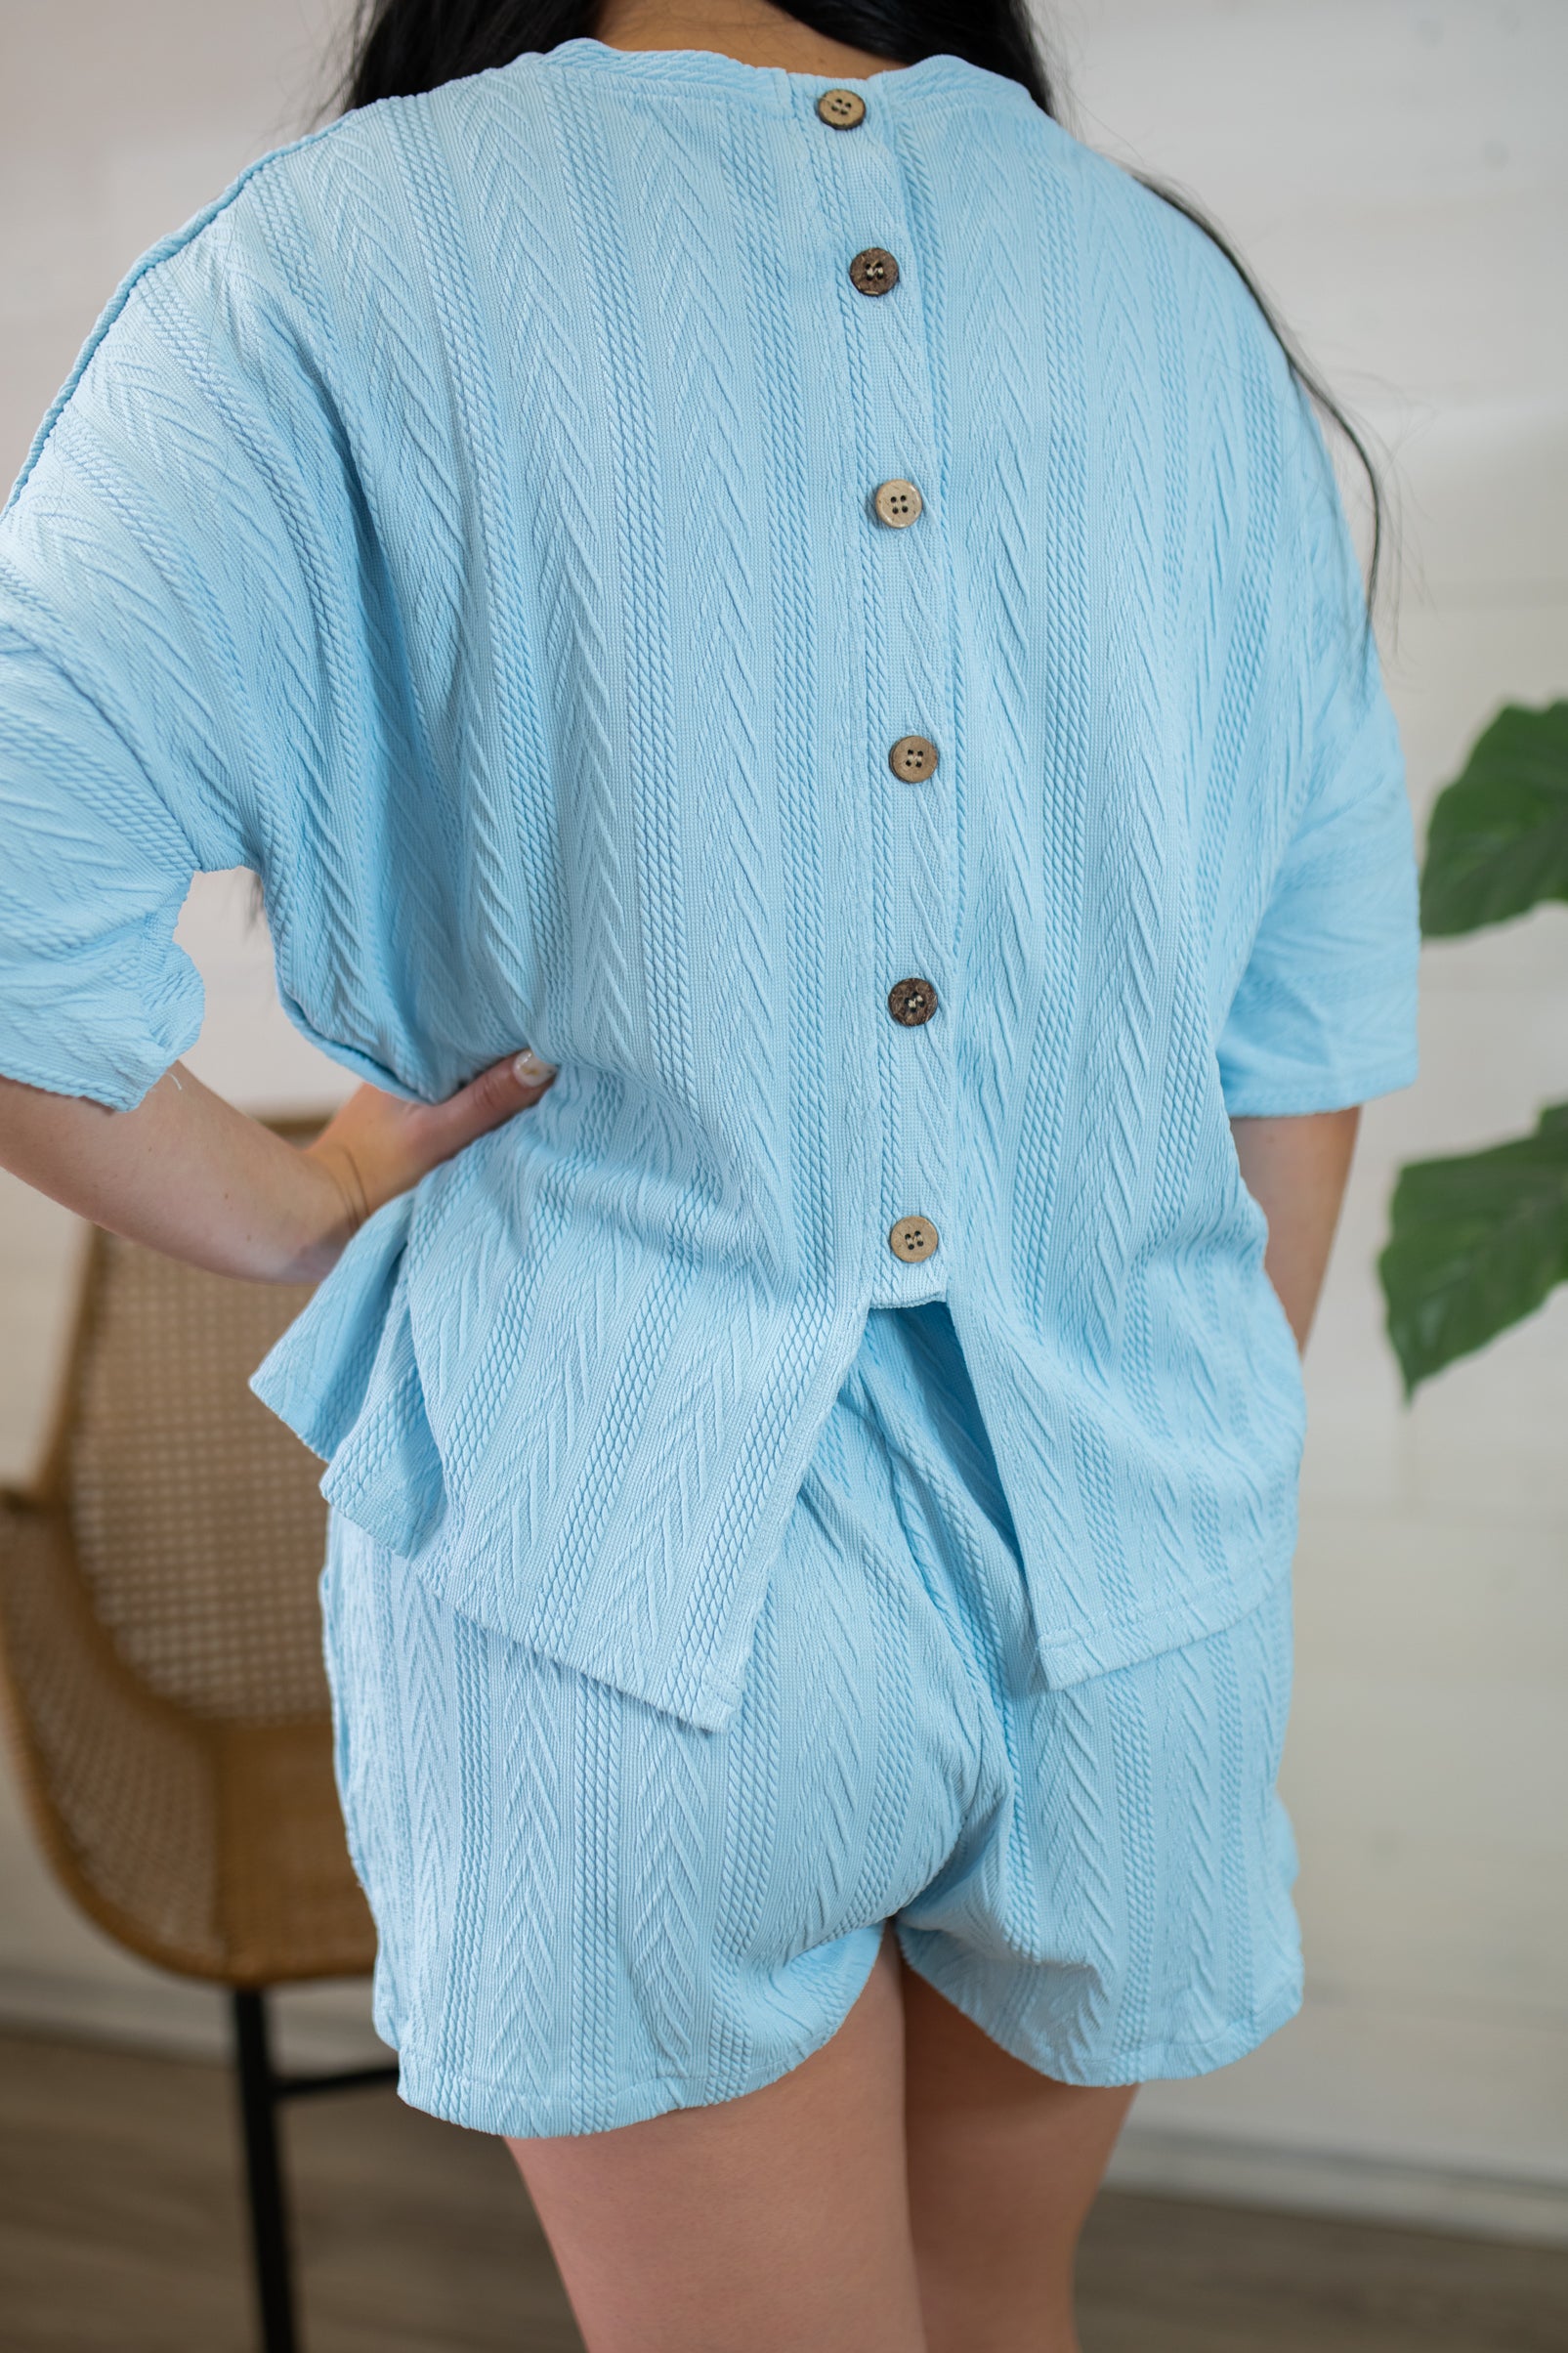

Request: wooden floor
left=2, top=2032, right=1566, bottom=2351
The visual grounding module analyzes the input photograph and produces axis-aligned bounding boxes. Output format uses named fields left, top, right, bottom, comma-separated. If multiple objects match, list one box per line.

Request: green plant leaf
left=1420, top=700, right=1568, bottom=936
left=1379, top=1101, right=1568, bottom=1394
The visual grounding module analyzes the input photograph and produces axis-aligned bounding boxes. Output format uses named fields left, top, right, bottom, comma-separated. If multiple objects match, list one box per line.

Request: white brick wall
left=1, top=0, right=1564, bottom=2226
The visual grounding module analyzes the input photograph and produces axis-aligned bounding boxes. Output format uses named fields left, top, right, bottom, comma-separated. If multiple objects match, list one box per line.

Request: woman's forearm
left=0, top=1065, right=353, bottom=1280
left=1230, top=1106, right=1361, bottom=1350
left=0, top=1049, right=554, bottom=1284
left=2, top=1062, right=1356, bottom=1319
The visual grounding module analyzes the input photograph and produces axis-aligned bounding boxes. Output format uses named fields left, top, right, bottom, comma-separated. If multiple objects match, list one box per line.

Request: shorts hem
left=892, top=1930, right=1304, bottom=2087
left=395, top=2051, right=698, bottom=2141
left=379, top=1931, right=888, bottom=2140
left=375, top=1937, right=1299, bottom=2132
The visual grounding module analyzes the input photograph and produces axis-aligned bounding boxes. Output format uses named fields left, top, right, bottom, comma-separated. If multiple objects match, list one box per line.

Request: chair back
left=0, top=1149, right=376, bottom=1984
left=45, top=1232, right=326, bottom=1726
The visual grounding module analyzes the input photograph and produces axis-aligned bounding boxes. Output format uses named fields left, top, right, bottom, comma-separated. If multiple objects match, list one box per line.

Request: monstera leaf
left=1381, top=1103, right=1568, bottom=1395
left=1381, top=700, right=1568, bottom=1394
left=1420, top=700, right=1568, bottom=936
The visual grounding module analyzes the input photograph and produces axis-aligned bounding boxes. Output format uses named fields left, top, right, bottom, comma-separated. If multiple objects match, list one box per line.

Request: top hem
left=1033, top=1557, right=1288, bottom=1690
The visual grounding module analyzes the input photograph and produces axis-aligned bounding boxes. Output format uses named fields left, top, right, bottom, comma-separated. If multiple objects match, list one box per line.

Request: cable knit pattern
left=319, top=1304, right=1302, bottom=2134
left=0, top=40, right=1418, bottom=1728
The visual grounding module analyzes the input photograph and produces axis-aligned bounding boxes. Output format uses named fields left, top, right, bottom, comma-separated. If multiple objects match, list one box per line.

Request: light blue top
left=0, top=39, right=1418, bottom=1728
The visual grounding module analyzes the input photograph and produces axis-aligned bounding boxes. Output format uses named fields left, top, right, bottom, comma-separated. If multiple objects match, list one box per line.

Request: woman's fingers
left=508, top=1048, right=557, bottom=1098
left=304, top=1052, right=555, bottom=1244
left=416, top=1049, right=556, bottom=1163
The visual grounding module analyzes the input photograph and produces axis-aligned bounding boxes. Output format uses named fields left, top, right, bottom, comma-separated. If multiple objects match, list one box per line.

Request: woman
left=0, top=0, right=1418, bottom=2344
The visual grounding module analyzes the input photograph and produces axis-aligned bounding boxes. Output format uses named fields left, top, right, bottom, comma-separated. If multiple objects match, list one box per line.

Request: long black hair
left=338, top=0, right=1382, bottom=602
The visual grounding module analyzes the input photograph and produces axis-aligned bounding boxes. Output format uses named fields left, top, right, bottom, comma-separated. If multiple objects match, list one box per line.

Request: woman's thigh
left=507, top=1929, right=927, bottom=2353
left=506, top=1934, right=1137, bottom=2353
left=900, top=1955, right=1136, bottom=2353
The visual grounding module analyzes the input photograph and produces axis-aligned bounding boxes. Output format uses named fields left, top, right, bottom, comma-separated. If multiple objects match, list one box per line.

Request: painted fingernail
left=512, top=1049, right=553, bottom=1084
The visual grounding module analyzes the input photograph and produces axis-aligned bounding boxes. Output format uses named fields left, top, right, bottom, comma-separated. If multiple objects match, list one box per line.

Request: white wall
left=0, top=0, right=367, bottom=2078
left=1045, top=0, right=1568, bottom=2234
left=1, top=0, right=1564, bottom=2234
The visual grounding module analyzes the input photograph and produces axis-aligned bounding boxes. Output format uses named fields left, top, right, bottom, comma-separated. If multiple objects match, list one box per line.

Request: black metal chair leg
left=232, top=1989, right=299, bottom=2353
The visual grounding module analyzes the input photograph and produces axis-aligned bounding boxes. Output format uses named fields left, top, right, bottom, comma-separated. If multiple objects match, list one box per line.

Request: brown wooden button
left=889, top=1216, right=939, bottom=1262
left=873, top=479, right=923, bottom=529
left=888, top=734, right=939, bottom=783
left=817, top=88, right=867, bottom=128
left=849, top=247, right=899, bottom=296
left=888, top=977, right=938, bottom=1027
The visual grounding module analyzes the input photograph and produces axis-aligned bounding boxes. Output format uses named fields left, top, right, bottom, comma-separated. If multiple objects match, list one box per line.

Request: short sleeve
left=1217, top=410, right=1420, bottom=1119
left=0, top=626, right=205, bottom=1106
left=0, top=172, right=342, bottom=1110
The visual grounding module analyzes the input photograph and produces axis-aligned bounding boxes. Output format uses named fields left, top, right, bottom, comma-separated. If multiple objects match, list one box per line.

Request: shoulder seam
left=3, top=110, right=356, bottom=519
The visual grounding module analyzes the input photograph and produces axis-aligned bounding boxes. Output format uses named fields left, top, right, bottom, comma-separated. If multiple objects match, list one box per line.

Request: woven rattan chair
left=0, top=1151, right=395, bottom=2353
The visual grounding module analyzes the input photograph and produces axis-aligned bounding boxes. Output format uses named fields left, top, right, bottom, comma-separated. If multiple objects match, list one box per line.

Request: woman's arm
left=0, top=1050, right=555, bottom=1285
left=1231, top=1106, right=1361, bottom=1350
left=0, top=1062, right=1356, bottom=1322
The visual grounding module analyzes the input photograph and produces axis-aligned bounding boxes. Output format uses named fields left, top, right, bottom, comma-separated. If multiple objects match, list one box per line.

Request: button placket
left=816, top=87, right=867, bottom=129
left=848, top=245, right=900, bottom=297
left=888, top=733, right=938, bottom=784
left=888, top=1216, right=939, bottom=1263
left=888, top=976, right=938, bottom=1026
left=811, top=95, right=955, bottom=1295
left=872, top=477, right=923, bottom=529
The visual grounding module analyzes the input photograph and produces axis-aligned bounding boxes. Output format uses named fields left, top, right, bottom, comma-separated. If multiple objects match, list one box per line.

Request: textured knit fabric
left=0, top=39, right=1418, bottom=1729
left=321, top=1303, right=1301, bottom=2134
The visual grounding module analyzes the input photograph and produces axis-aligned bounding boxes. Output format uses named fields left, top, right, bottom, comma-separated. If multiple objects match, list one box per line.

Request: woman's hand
left=0, top=1050, right=555, bottom=1286
left=1230, top=1106, right=1360, bottom=1350
left=304, top=1050, right=557, bottom=1264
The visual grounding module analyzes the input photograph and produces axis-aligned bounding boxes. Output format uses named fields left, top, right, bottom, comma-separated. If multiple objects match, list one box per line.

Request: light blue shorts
left=320, top=1303, right=1301, bottom=2140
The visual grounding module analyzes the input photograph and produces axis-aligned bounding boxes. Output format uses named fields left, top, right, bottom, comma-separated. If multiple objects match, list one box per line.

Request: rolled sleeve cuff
left=0, top=913, right=204, bottom=1110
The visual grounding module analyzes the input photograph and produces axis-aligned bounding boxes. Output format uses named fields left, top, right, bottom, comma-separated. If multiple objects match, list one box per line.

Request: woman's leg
left=900, top=1954, right=1137, bottom=2353
left=507, top=1929, right=928, bottom=2353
